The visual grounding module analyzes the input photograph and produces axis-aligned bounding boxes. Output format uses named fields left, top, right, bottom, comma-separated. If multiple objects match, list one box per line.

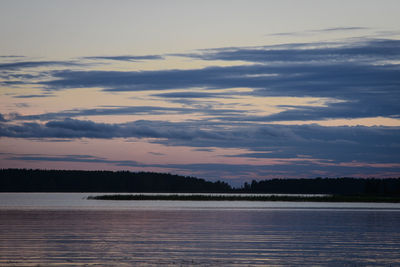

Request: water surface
left=1, top=193, right=399, bottom=266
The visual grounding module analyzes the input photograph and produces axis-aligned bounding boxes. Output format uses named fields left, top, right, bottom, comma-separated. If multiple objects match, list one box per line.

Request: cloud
left=152, top=91, right=224, bottom=98
left=0, top=72, right=51, bottom=87
left=13, top=106, right=191, bottom=121
left=313, top=27, right=369, bottom=32
left=4, top=38, right=400, bottom=122
left=215, top=100, right=400, bottom=123
left=149, top=152, right=165, bottom=156
left=13, top=94, right=54, bottom=99
left=0, top=61, right=80, bottom=70
left=41, top=66, right=242, bottom=91
left=267, top=31, right=300, bottom=36
left=194, top=148, right=215, bottom=152
left=39, top=39, right=400, bottom=121
left=83, top=55, right=163, bottom=61
left=0, top=55, right=25, bottom=58
left=3, top=116, right=399, bottom=180
left=187, top=39, right=400, bottom=62
left=0, top=118, right=219, bottom=140
left=3, top=38, right=399, bottom=180
left=43, top=60, right=400, bottom=96
left=13, top=105, right=242, bottom=121
left=0, top=114, right=7, bottom=122
left=8, top=154, right=139, bottom=166
left=1, top=118, right=399, bottom=165
left=8, top=152, right=399, bottom=183
left=267, top=27, right=369, bottom=36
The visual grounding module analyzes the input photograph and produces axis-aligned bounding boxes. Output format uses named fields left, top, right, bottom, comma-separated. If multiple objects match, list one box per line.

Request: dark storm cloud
left=83, top=55, right=164, bottom=61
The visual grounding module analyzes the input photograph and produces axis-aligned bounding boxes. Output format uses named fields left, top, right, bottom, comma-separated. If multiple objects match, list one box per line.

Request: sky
left=1, top=0, right=400, bottom=185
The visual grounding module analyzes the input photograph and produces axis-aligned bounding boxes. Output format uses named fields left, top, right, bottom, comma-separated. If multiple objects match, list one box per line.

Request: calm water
left=1, top=193, right=400, bottom=266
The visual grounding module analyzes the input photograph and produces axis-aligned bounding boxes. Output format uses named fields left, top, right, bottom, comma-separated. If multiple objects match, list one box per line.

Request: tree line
left=239, top=178, right=400, bottom=195
left=1, top=169, right=400, bottom=195
left=0, top=169, right=231, bottom=193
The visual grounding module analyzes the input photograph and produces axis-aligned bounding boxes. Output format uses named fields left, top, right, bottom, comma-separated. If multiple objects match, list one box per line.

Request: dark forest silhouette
left=1, top=169, right=400, bottom=195
left=0, top=169, right=231, bottom=193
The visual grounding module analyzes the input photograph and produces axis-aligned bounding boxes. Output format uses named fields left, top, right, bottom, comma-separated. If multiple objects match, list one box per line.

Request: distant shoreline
left=88, top=194, right=400, bottom=203
left=3, top=170, right=400, bottom=197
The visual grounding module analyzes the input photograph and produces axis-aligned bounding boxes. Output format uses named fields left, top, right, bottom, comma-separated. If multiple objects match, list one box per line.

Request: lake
left=1, top=193, right=400, bottom=266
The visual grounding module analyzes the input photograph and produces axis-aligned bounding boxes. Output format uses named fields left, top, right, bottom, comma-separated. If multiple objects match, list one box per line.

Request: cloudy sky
left=1, top=0, right=400, bottom=185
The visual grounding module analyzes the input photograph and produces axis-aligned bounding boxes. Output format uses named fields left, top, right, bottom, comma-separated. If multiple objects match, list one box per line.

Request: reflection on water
left=1, top=207, right=400, bottom=266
